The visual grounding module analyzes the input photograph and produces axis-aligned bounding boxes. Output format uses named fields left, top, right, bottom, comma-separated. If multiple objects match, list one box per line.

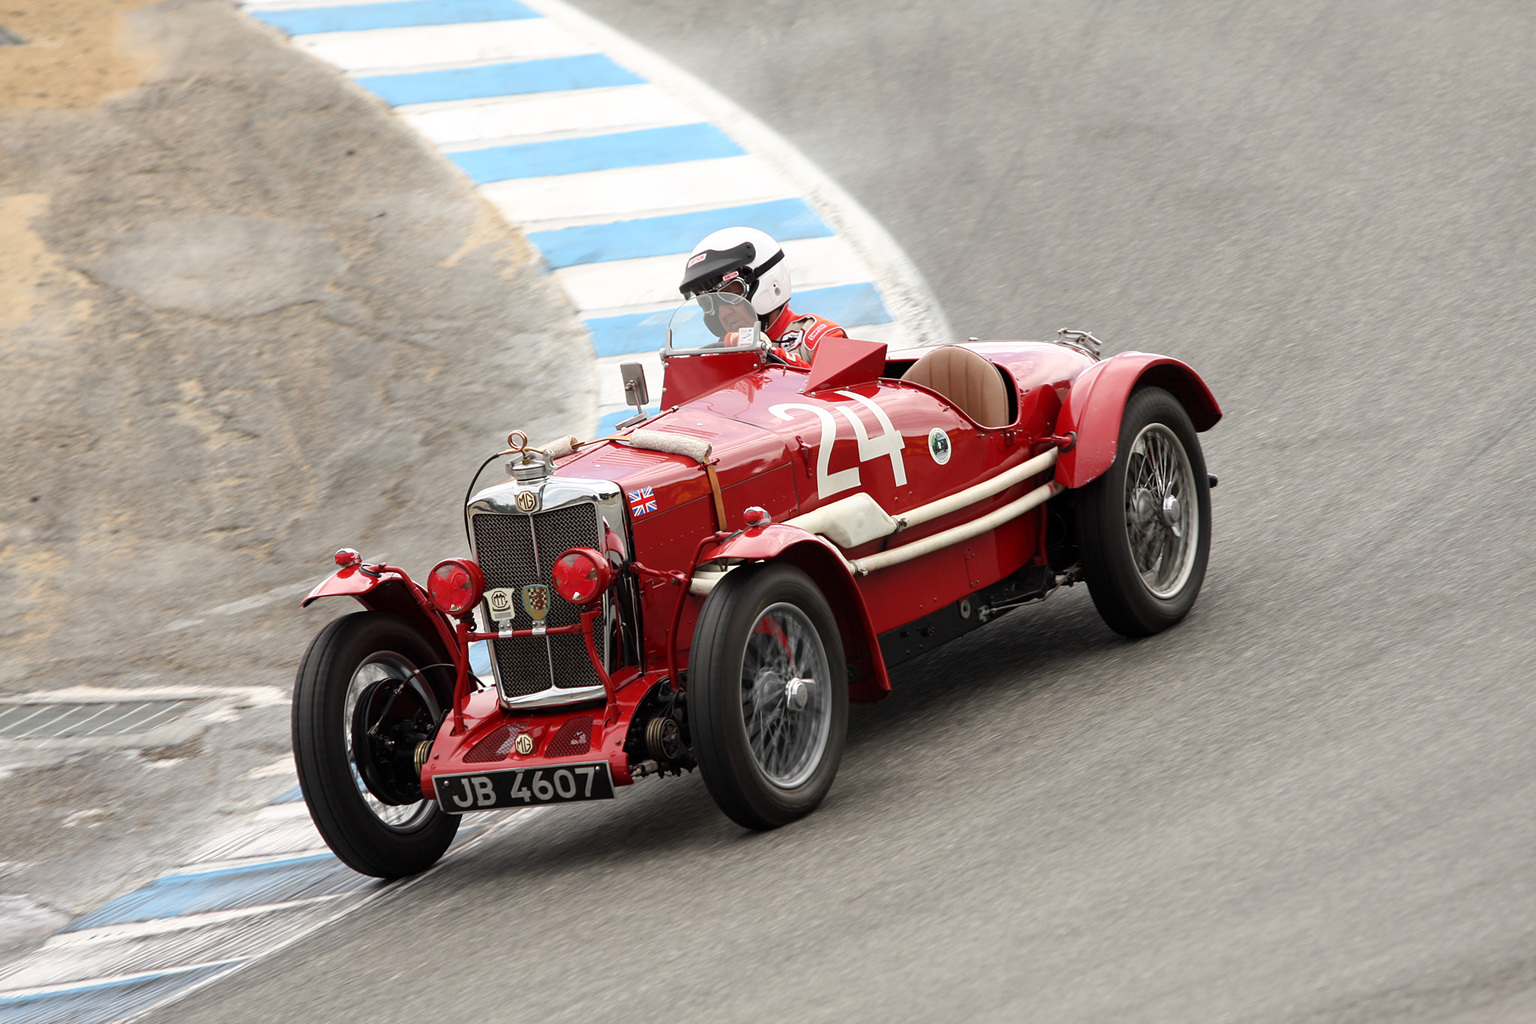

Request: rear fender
left=1054, top=353, right=1222, bottom=488
left=703, top=526, right=890, bottom=704
left=302, top=567, right=460, bottom=694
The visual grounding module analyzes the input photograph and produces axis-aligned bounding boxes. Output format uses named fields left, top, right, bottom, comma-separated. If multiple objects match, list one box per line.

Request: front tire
left=292, top=611, right=459, bottom=878
left=689, top=564, right=848, bottom=829
left=1076, top=386, right=1212, bottom=637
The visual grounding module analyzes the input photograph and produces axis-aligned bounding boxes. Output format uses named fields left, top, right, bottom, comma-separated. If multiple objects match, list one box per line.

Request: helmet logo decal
left=687, top=251, right=708, bottom=267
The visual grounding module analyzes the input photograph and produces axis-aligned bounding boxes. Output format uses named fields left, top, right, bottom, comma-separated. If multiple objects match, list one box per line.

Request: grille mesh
left=545, top=716, right=593, bottom=757
left=464, top=723, right=522, bottom=763
left=472, top=505, right=605, bottom=701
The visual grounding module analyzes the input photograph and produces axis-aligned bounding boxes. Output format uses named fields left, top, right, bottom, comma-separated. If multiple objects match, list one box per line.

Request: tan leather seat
left=900, top=346, right=1013, bottom=427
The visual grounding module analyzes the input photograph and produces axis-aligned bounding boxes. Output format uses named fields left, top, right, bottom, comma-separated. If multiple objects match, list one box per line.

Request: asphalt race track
left=158, top=2, right=1536, bottom=1020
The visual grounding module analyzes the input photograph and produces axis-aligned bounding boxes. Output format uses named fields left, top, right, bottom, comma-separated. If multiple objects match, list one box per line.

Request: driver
left=678, top=226, right=846, bottom=366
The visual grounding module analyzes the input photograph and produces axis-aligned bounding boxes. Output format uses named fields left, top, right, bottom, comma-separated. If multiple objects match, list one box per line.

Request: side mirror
left=616, top=362, right=649, bottom=430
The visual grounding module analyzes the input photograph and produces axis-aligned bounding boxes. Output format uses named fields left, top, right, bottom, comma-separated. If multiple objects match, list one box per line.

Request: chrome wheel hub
left=1161, top=494, right=1183, bottom=534
left=784, top=676, right=814, bottom=711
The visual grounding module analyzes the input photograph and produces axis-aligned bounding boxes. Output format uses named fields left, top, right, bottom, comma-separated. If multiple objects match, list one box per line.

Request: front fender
left=1055, top=352, right=1221, bottom=488
left=301, top=566, right=460, bottom=687
left=702, top=526, right=890, bottom=703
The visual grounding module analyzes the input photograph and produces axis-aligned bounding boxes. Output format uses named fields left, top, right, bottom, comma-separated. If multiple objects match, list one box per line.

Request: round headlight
left=427, top=558, right=484, bottom=616
left=551, top=547, right=612, bottom=606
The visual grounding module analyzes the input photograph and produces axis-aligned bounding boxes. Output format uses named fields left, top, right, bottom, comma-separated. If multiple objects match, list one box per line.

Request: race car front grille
left=471, top=504, right=605, bottom=702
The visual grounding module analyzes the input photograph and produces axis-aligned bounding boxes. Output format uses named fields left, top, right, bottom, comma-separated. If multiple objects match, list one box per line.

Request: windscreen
left=664, top=290, right=767, bottom=355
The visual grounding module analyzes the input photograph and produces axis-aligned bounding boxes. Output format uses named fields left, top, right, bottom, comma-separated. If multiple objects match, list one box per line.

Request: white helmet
left=678, top=226, right=792, bottom=321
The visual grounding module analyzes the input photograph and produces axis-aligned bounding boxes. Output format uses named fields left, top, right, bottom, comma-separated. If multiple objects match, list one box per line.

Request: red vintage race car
left=292, top=317, right=1220, bottom=879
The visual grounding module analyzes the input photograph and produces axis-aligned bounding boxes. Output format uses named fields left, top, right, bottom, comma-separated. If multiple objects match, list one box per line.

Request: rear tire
left=1076, top=387, right=1212, bottom=637
left=292, top=611, right=459, bottom=878
left=689, top=564, right=848, bottom=829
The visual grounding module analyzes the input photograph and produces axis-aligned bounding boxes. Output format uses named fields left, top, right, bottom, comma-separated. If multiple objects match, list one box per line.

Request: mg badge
left=513, top=732, right=535, bottom=755
left=521, top=584, right=550, bottom=623
left=515, top=490, right=537, bottom=512
left=485, top=587, right=516, bottom=625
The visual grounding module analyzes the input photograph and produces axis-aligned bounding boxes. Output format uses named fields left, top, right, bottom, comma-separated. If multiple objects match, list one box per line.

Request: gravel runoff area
left=0, top=0, right=590, bottom=962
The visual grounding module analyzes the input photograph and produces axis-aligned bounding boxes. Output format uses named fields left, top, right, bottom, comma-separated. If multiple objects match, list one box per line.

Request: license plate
left=433, top=762, right=615, bottom=812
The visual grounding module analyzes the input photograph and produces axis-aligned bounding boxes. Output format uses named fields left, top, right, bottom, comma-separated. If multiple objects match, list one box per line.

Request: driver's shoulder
left=786, top=314, right=845, bottom=342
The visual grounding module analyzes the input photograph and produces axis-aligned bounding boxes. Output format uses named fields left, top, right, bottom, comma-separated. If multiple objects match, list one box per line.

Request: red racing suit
left=765, top=305, right=847, bottom=366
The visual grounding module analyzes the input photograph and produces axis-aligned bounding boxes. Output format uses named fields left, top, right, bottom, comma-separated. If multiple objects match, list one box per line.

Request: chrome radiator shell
left=467, top=476, right=633, bottom=709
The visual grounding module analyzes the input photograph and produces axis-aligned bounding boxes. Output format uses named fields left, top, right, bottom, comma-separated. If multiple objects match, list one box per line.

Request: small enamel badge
left=485, top=587, right=517, bottom=625
left=520, top=584, right=550, bottom=623
left=928, top=427, right=952, bottom=465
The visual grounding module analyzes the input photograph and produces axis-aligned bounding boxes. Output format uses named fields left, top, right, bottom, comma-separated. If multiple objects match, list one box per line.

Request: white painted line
left=0, top=685, right=285, bottom=706
left=188, top=813, right=328, bottom=865
left=481, top=154, right=798, bottom=229
left=0, top=900, right=349, bottom=990
left=22, top=898, right=349, bottom=947
left=295, top=20, right=593, bottom=75
left=397, top=84, right=698, bottom=150
left=0, top=960, right=242, bottom=1002
left=552, top=235, right=875, bottom=314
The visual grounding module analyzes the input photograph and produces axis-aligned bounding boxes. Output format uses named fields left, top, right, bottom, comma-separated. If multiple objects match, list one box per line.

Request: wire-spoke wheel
left=293, top=611, right=459, bottom=878
left=690, top=564, right=848, bottom=829
left=1077, top=387, right=1212, bottom=637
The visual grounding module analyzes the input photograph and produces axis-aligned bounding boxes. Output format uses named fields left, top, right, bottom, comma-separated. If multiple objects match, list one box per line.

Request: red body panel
left=302, top=565, right=459, bottom=669
left=1054, top=352, right=1222, bottom=488
left=419, top=670, right=662, bottom=799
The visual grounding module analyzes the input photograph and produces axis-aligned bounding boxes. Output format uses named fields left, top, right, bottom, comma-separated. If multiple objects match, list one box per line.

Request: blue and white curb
left=238, top=0, right=952, bottom=433
left=0, top=759, right=522, bottom=1024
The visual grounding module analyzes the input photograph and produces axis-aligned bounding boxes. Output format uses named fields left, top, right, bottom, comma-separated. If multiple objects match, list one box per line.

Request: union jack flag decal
left=627, top=486, right=657, bottom=517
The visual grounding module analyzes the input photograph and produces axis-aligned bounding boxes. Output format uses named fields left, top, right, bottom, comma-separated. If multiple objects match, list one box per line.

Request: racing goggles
left=690, top=274, right=752, bottom=316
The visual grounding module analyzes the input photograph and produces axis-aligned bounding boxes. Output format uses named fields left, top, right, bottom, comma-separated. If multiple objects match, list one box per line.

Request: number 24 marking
left=770, top=390, right=908, bottom=500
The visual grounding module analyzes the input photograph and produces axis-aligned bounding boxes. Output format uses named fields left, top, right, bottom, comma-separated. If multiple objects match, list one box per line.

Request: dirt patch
left=0, top=193, right=56, bottom=328
left=0, top=0, right=160, bottom=111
